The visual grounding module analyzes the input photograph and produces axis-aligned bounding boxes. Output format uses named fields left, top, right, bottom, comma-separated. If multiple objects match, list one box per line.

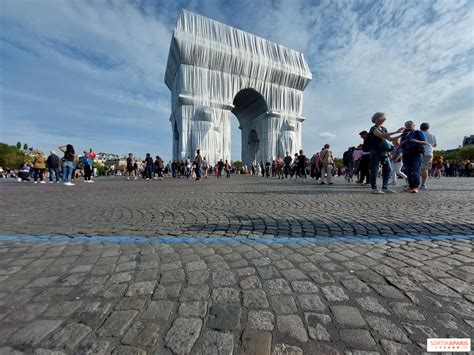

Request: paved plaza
left=0, top=176, right=473, bottom=354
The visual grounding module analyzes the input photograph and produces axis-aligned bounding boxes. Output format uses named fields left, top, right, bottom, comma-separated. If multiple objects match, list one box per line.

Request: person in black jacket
left=47, top=150, right=61, bottom=183
left=144, top=153, right=154, bottom=180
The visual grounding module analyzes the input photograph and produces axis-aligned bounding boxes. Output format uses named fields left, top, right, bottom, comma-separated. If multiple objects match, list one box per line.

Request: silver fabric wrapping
left=165, top=10, right=312, bottom=165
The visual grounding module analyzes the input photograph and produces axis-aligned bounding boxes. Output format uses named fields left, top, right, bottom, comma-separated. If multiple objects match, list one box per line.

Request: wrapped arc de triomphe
left=165, top=10, right=312, bottom=166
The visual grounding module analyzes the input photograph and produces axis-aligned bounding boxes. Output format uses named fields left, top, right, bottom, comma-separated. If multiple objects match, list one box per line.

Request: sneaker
left=127, top=177, right=130, bottom=180
left=382, top=188, right=397, bottom=194
left=89, top=180, right=94, bottom=183
left=64, top=182, right=75, bottom=186
left=389, top=181, right=396, bottom=185
left=49, top=181, right=54, bottom=184
left=371, top=189, right=385, bottom=194
left=328, top=183, right=334, bottom=185
left=17, top=178, right=21, bottom=182
left=34, top=181, right=38, bottom=184
left=40, top=181, right=46, bottom=184
left=320, top=182, right=325, bottom=185
left=420, top=185, right=426, bottom=190
left=56, top=181, right=61, bottom=183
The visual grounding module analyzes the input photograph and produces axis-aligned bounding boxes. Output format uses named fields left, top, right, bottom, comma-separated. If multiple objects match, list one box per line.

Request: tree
left=0, top=143, right=26, bottom=169
left=23, top=143, right=28, bottom=150
left=16, top=142, right=21, bottom=149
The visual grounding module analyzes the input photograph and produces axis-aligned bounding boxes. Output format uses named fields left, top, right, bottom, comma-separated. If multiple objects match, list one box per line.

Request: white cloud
left=319, top=132, right=336, bottom=139
left=0, top=0, right=472, bottom=159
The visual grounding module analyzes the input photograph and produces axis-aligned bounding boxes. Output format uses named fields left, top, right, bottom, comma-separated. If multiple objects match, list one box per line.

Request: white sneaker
left=49, top=181, right=54, bottom=184
left=382, top=189, right=397, bottom=194
left=34, top=181, right=38, bottom=184
left=40, top=181, right=46, bottom=184
left=56, top=181, right=61, bottom=183
left=17, top=178, right=21, bottom=182
left=371, top=189, right=385, bottom=194
left=89, top=180, right=94, bottom=183
left=127, top=177, right=130, bottom=180
left=64, top=182, right=75, bottom=186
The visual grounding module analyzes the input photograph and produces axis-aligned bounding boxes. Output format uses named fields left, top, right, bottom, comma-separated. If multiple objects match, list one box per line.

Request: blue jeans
left=49, top=167, right=60, bottom=182
left=62, top=161, right=73, bottom=182
left=195, top=165, right=202, bottom=179
left=403, top=152, right=423, bottom=188
left=370, top=151, right=391, bottom=190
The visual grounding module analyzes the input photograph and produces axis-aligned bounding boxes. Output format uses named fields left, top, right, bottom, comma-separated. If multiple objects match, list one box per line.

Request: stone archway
left=232, top=88, right=267, bottom=165
left=247, top=129, right=260, bottom=165
left=165, top=10, right=312, bottom=166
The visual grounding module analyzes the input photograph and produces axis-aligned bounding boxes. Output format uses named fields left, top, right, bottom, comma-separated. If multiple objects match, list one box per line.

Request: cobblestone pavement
left=0, top=176, right=473, bottom=238
left=0, top=176, right=473, bottom=354
left=0, top=236, right=473, bottom=354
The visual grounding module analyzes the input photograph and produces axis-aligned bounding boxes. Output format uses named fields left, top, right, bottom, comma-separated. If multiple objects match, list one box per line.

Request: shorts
left=127, top=167, right=134, bottom=173
left=421, top=155, right=433, bottom=171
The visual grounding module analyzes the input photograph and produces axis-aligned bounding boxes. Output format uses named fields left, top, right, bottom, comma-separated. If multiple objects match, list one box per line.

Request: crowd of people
left=1, top=112, right=471, bottom=190
left=2, top=145, right=97, bottom=186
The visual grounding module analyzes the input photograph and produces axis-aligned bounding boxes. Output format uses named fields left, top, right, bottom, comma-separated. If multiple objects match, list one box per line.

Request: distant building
left=463, top=135, right=474, bottom=147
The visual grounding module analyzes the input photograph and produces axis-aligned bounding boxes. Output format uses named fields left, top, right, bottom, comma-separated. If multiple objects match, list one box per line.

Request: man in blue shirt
left=400, top=121, right=428, bottom=193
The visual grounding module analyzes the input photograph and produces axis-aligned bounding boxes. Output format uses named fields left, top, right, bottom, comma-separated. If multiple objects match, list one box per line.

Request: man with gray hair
left=420, top=123, right=436, bottom=189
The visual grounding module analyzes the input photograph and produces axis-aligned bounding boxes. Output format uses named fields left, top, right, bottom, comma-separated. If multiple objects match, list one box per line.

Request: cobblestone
left=0, top=177, right=472, bottom=353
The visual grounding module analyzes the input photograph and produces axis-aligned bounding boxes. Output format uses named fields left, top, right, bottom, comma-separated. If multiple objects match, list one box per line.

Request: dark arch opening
left=232, top=88, right=268, bottom=122
left=230, top=89, right=268, bottom=164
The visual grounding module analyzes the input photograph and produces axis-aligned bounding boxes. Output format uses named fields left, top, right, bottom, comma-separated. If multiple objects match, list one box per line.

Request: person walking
left=194, top=149, right=203, bottom=181
left=297, top=150, right=308, bottom=178
left=420, top=122, right=437, bottom=189
left=217, top=159, right=224, bottom=178
left=46, top=150, right=61, bottom=183
left=352, top=146, right=362, bottom=180
left=319, top=144, right=335, bottom=185
left=59, top=144, right=76, bottom=186
left=283, top=152, right=292, bottom=179
left=225, top=160, right=231, bottom=178
left=82, top=149, right=96, bottom=183
left=389, top=139, right=407, bottom=185
left=400, top=121, right=428, bottom=193
left=144, top=153, right=154, bottom=180
left=126, top=153, right=135, bottom=180
left=33, top=151, right=46, bottom=184
left=368, top=112, right=404, bottom=194
left=357, top=131, right=371, bottom=185
left=202, top=157, right=208, bottom=178
left=154, top=155, right=164, bottom=180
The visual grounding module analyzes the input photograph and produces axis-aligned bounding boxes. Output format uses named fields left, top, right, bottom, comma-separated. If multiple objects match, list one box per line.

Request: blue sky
left=1, top=0, right=473, bottom=160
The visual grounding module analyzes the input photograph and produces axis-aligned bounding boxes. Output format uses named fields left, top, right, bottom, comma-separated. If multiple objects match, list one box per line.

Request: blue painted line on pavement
left=0, top=234, right=472, bottom=245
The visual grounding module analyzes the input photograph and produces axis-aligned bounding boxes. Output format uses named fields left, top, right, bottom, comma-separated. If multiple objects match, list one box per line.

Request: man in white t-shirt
left=420, top=122, right=437, bottom=189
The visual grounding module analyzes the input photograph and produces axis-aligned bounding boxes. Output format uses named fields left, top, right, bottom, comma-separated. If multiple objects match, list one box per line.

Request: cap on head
left=371, top=112, right=386, bottom=123
left=50, top=150, right=55, bottom=155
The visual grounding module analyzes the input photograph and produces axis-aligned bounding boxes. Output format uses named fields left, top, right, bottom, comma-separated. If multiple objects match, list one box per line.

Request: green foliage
left=233, top=160, right=243, bottom=170
left=434, top=146, right=474, bottom=161
left=95, top=163, right=106, bottom=176
left=0, top=143, right=26, bottom=169
left=23, top=143, right=28, bottom=150
left=333, top=158, right=344, bottom=168
left=16, top=142, right=21, bottom=149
